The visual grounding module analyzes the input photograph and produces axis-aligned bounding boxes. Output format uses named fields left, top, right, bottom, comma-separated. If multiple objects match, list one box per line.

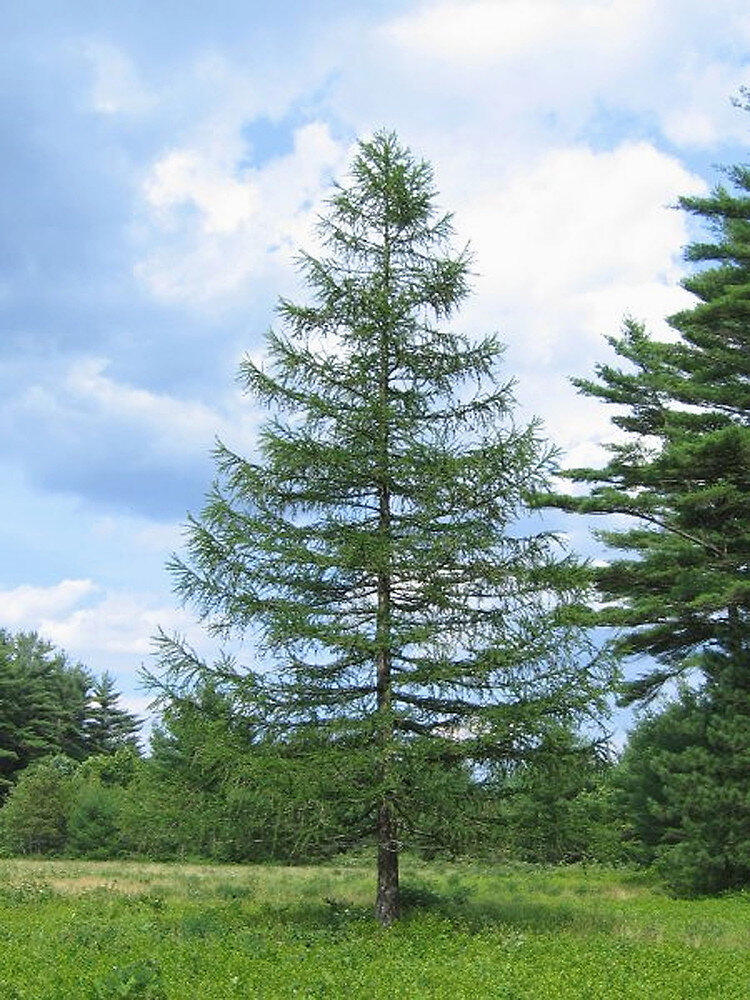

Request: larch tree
left=161, top=132, right=611, bottom=924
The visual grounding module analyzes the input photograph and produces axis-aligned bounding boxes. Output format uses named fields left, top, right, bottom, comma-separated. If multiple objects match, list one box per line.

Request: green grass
left=0, top=856, right=747, bottom=998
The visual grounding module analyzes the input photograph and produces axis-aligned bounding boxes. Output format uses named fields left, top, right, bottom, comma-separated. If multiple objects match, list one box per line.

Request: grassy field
left=0, top=856, right=747, bottom=998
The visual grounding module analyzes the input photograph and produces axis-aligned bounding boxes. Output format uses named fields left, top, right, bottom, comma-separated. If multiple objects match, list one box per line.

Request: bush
left=67, top=784, right=124, bottom=859
left=91, top=959, right=166, bottom=1000
left=0, top=755, right=77, bottom=854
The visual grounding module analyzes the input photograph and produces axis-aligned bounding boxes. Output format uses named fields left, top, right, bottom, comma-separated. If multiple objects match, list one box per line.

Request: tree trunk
left=376, top=797, right=400, bottom=925
left=375, top=580, right=399, bottom=925
left=374, top=197, right=399, bottom=926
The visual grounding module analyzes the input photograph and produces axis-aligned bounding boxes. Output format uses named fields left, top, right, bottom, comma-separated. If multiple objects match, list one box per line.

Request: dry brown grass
left=0, top=856, right=376, bottom=904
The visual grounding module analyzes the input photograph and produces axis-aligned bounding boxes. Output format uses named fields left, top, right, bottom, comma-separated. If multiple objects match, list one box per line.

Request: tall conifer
left=553, top=144, right=750, bottom=893
left=164, top=132, right=610, bottom=923
left=554, top=168, right=749, bottom=699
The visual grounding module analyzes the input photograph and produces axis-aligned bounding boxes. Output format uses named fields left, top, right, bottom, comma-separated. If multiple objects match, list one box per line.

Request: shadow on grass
left=260, top=881, right=619, bottom=937
left=401, top=881, right=618, bottom=934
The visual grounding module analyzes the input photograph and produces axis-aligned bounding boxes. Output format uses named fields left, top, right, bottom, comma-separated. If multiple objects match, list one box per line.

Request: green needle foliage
left=0, top=630, right=88, bottom=796
left=162, top=131, right=611, bottom=924
left=552, top=137, right=750, bottom=893
left=613, top=672, right=750, bottom=894
left=84, top=672, right=142, bottom=756
left=551, top=173, right=750, bottom=700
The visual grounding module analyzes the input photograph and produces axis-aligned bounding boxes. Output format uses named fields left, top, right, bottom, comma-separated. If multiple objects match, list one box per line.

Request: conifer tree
left=84, top=672, right=141, bottom=756
left=0, top=631, right=141, bottom=798
left=552, top=144, right=750, bottom=893
left=0, top=630, right=89, bottom=795
left=613, top=663, right=750, bottom=894
left=163, top=132, right=610, bottom=924
left=553, top=167, right=749, bottom=700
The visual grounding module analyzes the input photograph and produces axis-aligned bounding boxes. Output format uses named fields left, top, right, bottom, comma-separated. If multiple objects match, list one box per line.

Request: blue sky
left=2, top=0, right=750, bottom=731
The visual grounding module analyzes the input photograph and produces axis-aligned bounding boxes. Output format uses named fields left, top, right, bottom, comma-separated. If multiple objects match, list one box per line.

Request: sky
left=2, top=0, right=750, bottom=735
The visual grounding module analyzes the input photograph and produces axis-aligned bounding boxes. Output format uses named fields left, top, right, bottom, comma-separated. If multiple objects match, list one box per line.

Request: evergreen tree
left=611, top=696, right=698, bottom=866
left=552, top=164, right=749, bottom=699
left=552, top=148, right=750, bottom=891
left=557, top=319, right=748, bottom=701
left=0, top=630, right=89, bottom=796
left=0, top=630, right=141, bottom=798
left=614, top=664, right=750, bottom=894
left=162, top=132, right=611, bottom=924
left=84, top=672, right=142, bottom=755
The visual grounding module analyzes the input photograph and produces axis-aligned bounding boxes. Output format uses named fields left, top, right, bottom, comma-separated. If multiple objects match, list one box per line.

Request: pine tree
left=162, top=132, right=611, bottom=924
left=0, top=631, right=140, bottom=798
left=84, top=672, right=142, bottom=756
left=552, top=148, right=750, bottom=892
left=552, top=175, right=749, bottom=699
left=0, top=630, right=89, bottom=796
left=613, top=663, right=750, bottom=893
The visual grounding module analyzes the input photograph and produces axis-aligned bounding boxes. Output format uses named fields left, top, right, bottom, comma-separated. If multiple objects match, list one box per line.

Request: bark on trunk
left=374, top=192, right=399, bottom=926
left=376, top=799, right=400, bottom=925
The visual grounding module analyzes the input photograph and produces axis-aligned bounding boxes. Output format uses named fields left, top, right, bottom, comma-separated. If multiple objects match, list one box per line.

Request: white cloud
left=660, top=59, right=750, bottom=148
left=144, top=149, right=260, bottom=235
left=0, top=577, right=209, bottom=678
left=62, top=357, right=249, bottom=457
left=397, top=139, right=706, bottom=479
left=43, top=590, right=184, bottom=658
left=453, top=141, right=706, bottom=361
left=370, top=0, right=750, bottom=160
left=128, top=1, right=750, bottom=323
left=119, top=694, right=154, bottom=716
left=136, top=121, right=348, bottom=304
left=0, top=579, right=99, bottom=626
left=13, top=356, right=261, bottom=467
left=382, top=0, right=652, bottom=64
left=81, top=41, right=157, bottom=116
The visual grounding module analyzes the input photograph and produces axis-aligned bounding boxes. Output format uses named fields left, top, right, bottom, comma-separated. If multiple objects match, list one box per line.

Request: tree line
left=0, top=127, right=747, bottom=921
left=0, top=666, right=617, bottom=866
left=0, top=628, right=140, bottom=797
left=1, top=657, right=738, bottom=898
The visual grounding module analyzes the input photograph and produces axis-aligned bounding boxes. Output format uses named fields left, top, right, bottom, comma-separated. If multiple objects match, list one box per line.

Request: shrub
left=0, top=755, right=77, bottom=854
left=67, top=784, right=124, bottom=859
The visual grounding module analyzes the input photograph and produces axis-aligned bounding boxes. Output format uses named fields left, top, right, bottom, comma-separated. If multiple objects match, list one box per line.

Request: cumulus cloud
left=454, top=141, right=706, bottom=358
left=0, top=577, right=210, bottom=680
left=143, top=149, right=260, bottom=235
left=382, top=0, right=653, bottom=65
left=60, top=357, right=255, bottom=458
left=1, top=356, right=262, bottom=517
left=1, top=579, right=99, bottom=626
left=377, top=0, right=750, bottom=150
left=41, top=589, right=182, bottom=658
left=136, top=121, right=349, bottom=304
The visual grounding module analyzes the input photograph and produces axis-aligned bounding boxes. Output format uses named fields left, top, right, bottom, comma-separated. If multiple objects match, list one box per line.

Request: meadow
left=0, top=856, right=747, bottom=999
